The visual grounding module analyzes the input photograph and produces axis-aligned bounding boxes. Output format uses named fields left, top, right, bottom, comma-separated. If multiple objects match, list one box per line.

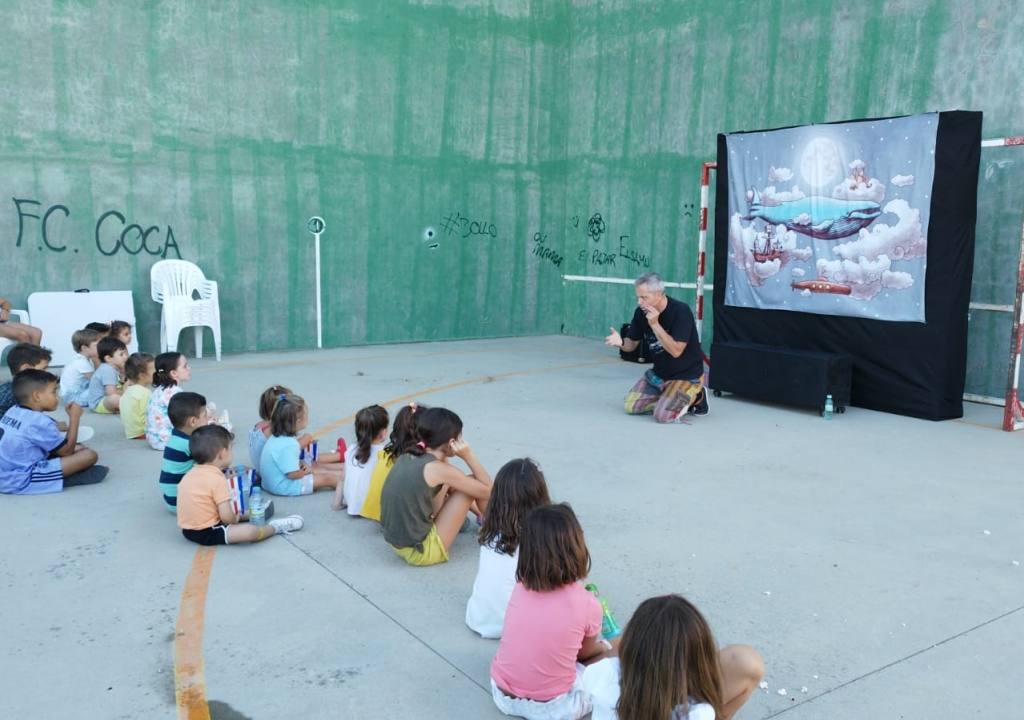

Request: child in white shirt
left=341, top=404, right=389, bottom=515
left=59, top=328, right=102, bottom=405
left=466, top=457, right=551, bottom=638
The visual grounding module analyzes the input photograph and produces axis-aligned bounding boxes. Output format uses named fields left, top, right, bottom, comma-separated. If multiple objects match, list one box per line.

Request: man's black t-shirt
left=626, top=297, right=704, bottom=381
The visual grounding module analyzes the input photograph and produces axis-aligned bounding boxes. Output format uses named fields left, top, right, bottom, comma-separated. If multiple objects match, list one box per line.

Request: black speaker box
left=709, top=341, right=852, bottom=413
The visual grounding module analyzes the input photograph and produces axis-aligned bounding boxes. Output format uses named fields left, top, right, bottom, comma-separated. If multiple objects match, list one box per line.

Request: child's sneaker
left=269, top=514, right=304, bottom=535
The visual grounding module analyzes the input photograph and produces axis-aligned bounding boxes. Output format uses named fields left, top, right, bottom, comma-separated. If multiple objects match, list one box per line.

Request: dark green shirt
left=380, top=453, right=442, bottom=551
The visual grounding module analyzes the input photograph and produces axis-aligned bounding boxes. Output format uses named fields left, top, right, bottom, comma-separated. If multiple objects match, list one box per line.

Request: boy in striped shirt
left=159, top=392, right=209, bottom=512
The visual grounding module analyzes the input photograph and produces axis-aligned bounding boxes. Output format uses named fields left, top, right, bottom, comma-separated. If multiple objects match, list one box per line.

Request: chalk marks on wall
left=575, top=236, right=650, bottom=270
left=423, top=204, right=672, bottom=275
left=439, top=211, right=498, bottom=240
left=532, top=232, right=563, bottom=267
left=12, top=197, right=182, bottom=258
left=587, top=212, right=606, bottom=242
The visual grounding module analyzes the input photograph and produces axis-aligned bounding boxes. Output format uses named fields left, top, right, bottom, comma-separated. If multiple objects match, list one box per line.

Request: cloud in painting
left=761, top=185, right=806, bottom=205
left=832, top=158, right=886, bottom=203
left=890, top=174, right=915, bottom=187
left=768, top=166, right=794, bottom=183
left=816, top=255, right=914, bottom=300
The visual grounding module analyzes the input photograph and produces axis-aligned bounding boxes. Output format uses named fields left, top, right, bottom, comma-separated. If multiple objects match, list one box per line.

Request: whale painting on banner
left=724, top=113, right=938, bottom=322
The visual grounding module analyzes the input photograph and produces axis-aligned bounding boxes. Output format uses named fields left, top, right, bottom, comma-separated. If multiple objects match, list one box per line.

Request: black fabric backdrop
left=712, top=111, right=982, bottom=420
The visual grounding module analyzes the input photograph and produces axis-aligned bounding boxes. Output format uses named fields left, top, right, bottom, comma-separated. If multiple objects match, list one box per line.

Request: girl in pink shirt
left=489, top=503, right=617, bottom=719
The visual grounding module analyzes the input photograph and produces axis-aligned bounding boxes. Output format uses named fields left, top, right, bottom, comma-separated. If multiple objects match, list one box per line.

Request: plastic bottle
left=584, top=583, right=622, bottom=639
left=250, top=486, right=266, bottom=525
left=824, top=394, right=834, bottom=420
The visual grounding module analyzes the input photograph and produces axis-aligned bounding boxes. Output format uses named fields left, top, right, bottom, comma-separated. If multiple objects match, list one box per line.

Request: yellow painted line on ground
left=172, top=356, right=616, bottom=718
left=199, top=343, right=582, bottom=374
left=309, top=358, right=616, bottom=439
left=174, top=546, right=216, bottom=720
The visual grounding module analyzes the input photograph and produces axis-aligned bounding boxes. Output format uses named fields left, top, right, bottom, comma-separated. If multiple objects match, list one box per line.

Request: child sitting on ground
left=341, top=404, right=389, bottom=516
left=120, top=353, right=154, bottom=439
left=581, top=594, right=764, bottom=720
left=466, top=458, right=551, bottom=639
left=109, top=320, right=132, bottom=346
left=259, top=392, right=343, bottom=501
left=146, top=352, right=190, bottom=450
left=0, top=343, right=53, bottom=418
left=489, top=503, right=616, bottom=719
left=159, top=392, right=211, bottom=513
left=0, top=369, right=107, bottom=494
left=360, top=402, right=423, bottom=521
left=177, top=424, right=304, bottom=545
left=85, top=337, right=128, bottom=414
left=249, top=385, right=292, bottom=467
left=59, top=328, right=102, bottom=406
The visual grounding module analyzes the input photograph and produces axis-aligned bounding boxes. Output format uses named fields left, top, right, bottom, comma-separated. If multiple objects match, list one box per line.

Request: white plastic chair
left=0, top=308, right=32, bottom=359
left=150, top=260, right=222, bottom=362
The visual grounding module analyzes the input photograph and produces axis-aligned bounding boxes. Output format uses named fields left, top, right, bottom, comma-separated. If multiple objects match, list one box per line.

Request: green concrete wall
left=3, top=1, right=1022, bottom=396
left=2, top=0, right=571, bottom=354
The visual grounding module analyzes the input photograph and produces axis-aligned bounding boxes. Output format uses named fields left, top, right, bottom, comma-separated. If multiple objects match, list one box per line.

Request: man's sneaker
left=269, top=515, right=304, bottom=535
left=688, top=389, right=710, bottom=416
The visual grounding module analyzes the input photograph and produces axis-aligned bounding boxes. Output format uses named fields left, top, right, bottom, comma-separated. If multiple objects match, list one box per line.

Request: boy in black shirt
left=605, top=272, right=708, bottom=422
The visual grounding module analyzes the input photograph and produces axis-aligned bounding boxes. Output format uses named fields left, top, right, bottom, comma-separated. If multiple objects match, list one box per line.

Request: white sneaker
left=269, top=515, right=304, bottom=535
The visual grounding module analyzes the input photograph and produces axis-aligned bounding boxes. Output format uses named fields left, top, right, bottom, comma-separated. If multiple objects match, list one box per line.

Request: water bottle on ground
left=824, top=394, right=834, bottom=420
left=250, top=486, right=266, bottom=525
left=584, top=583, right=622, bottom=639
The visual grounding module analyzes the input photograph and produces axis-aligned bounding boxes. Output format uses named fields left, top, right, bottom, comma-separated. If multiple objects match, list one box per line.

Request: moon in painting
left=800, top=137, right=842, bottom=189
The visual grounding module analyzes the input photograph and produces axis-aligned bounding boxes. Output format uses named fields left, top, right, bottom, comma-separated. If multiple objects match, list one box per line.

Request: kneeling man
left=605, top=272, right=708, bottom=422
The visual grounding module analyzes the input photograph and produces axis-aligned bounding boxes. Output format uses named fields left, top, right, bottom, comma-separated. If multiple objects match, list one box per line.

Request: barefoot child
left=177, top=424, right=304, bottom=545
left=0, top=370, right=107, bottom=494
left=466, top=458, right=551, bottom=638
left=380, top=407, right=492, bottom=566
left=259, top=392, right=343, bottom=500
left=146, top=352, right=189, bottom=450
left=120, top=353, right=154, bottom=439
left=86, top=337, right=128, bottom=414
left=489, top=504, right=615, bottom=719
left=341, top=404, right=389, bottom=515
left=581, top=595, right=764, bottom=720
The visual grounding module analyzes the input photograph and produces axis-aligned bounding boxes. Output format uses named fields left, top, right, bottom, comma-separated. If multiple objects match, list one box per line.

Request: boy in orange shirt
left=176, top=425, right=303, bottom=546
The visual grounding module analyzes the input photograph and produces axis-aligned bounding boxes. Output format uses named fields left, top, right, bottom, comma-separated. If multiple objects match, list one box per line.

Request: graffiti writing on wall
left=12, top=198, right=182, bottom=258
left=439, top=211, right=498, bottom=240
left=616, top=236, right=651, bottom=269
left=532, top=232, right=563, bottom=267
left=587, top=212, right=606, bottom=242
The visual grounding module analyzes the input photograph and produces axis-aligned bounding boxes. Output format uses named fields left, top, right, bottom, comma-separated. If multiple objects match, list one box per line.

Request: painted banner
left=724, top=113, right=937, bottom=322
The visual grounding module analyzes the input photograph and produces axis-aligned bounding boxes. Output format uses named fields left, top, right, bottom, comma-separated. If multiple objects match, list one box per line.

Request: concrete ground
left=1, top=335, right=1021, bottom=720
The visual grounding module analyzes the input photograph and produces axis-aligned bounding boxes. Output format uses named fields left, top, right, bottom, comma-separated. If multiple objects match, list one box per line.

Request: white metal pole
left=314, top=231, right=323, bottom=349
left=307, top=215, right=326, bottom=350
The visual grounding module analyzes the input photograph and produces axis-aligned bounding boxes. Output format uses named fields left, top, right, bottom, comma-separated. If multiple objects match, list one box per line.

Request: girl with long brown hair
left=581, top=594, right=763, bottom=720
left=466, top=457, right=551, bottom=638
